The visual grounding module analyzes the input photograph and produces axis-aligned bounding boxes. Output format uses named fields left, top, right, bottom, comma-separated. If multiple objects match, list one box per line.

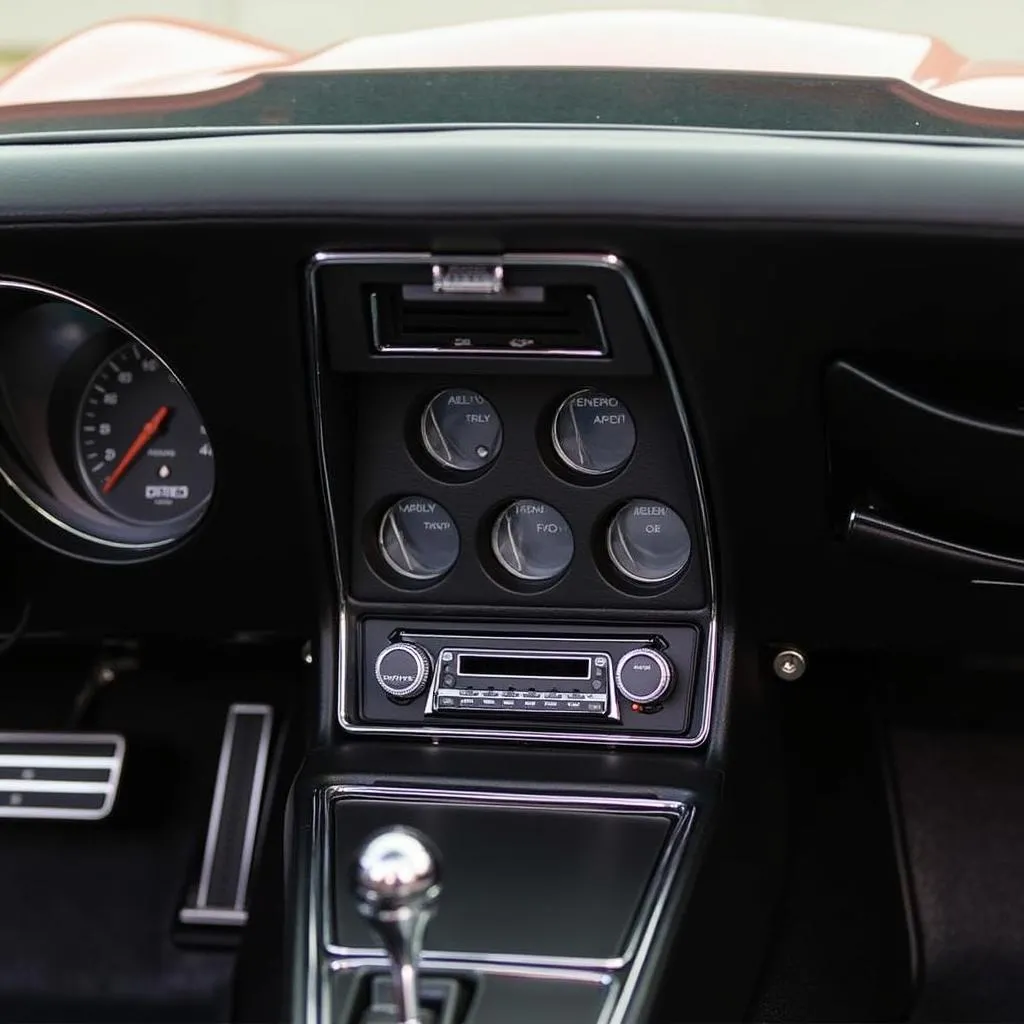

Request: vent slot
left=368, top=283, right=608, bottom=355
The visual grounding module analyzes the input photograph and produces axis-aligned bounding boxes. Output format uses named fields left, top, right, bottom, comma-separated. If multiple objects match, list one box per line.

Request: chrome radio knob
left=615, top=648, right=673, bottom=707
left=374, top=643, right=432, bottom=701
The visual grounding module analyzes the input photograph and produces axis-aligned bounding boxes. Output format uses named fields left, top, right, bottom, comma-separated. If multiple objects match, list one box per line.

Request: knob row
left=379, top=496, right=691, bottom=586
left=373, top=643, right=673, bottom=707
left=421, top=387, right=636, bottom=477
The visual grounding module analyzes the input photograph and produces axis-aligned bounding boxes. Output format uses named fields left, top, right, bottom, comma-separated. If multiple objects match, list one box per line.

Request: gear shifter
left=352, top=826, right=442, bottom=1024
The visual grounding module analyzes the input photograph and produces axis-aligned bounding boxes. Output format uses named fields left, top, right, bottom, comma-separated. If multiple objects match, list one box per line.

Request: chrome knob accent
left=374, top=643, right=432, bottom=700
left=352, top=826, right=442, bottom=1024
left=615, top=648, right=674, bottom=706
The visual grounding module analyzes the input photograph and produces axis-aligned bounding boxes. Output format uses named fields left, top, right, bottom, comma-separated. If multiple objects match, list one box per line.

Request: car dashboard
left=1, top=126, right=1023, bottom=1023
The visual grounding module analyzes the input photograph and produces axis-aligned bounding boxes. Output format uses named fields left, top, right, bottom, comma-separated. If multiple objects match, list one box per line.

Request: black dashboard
left=2, top=128, right=1024, bottom=665
left=2, top=124, right=1024, bottom=1023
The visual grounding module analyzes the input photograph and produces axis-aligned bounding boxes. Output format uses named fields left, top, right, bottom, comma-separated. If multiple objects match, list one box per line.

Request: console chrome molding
left=327, top=957, right=615, bottom=986
left=307, top=783, right=694, bottom=1024
left=306, top=250, right=718, bottom=748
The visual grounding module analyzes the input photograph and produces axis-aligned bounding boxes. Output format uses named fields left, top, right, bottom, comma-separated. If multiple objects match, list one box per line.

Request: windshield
left=2, top=3, right=1024, bottom=138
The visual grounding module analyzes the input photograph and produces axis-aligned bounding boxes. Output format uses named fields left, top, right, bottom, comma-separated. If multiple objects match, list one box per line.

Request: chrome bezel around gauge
left=0, top=279, right=214, bottom=562
left=489, top=498, right=575, bottom=584
left=550, top=388, right=637, bottom=478
left=606, top=499, right=692, bottom=586
left=377, top=496, right=460, bottom=583
left=419, top=387, right=503, bottom=474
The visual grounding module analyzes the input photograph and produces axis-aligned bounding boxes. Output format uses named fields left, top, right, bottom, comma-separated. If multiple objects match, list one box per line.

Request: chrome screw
left=772, top=649, right=807, bottom=681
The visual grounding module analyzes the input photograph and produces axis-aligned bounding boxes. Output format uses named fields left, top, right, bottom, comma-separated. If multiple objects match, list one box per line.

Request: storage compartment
left=825, top=359, right=1024, bottom=577
left=328, top=790, right=683, bottom=962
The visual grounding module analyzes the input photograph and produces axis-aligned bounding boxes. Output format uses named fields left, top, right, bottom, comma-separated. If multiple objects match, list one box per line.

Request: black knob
left=615, top=648, right=673, bottom=706
left=374, top=643, right=432, bottom=700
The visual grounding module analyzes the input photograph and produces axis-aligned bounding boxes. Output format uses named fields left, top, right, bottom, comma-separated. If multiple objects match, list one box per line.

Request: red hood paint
left=3, top=10, right=1024, bottom=113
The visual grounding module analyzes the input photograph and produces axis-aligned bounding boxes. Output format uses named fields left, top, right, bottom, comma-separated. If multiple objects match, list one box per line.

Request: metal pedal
left=0, top=731, right=125, bottom=820
left=179, top=703, right=274, bottom=927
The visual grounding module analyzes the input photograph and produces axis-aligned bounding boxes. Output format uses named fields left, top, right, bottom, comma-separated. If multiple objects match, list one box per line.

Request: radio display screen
left=458, top=654, right=590, bottom=680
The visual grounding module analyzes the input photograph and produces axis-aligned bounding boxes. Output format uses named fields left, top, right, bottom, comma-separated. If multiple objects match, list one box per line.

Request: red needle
left=101, top=405, right=169, bottom=495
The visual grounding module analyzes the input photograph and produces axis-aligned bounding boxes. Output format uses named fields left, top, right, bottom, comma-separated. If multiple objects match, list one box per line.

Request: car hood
left=3, top=10, right=1024, bottom=113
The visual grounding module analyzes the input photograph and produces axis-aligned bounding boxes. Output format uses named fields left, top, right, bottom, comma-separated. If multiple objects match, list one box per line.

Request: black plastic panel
left=330, top=797, right=671, bottom=959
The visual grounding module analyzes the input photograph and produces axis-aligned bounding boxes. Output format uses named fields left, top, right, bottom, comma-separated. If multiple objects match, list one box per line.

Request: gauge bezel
left=72, top=340, right=214, bottom=528
left=419, top=387, right=503, bottom=474
left=377, top=496, right=460, bottom=583
left=606, top=498, right=692, bottom=585
left=550, top=387, right=637, bottom=478
left=489, top=498, right=575, bottom=583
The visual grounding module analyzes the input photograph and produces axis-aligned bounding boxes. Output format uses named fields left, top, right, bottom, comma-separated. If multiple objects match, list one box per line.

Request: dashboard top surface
left=0, top=127, right=1021, bottom=229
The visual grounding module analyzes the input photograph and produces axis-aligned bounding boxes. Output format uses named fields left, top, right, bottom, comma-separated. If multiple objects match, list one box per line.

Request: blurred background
left=1, top=0, right=1022, bottom=73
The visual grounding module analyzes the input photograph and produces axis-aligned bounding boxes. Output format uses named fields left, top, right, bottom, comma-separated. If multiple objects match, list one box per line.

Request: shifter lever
left=352, top=826, right=442, bottom=1024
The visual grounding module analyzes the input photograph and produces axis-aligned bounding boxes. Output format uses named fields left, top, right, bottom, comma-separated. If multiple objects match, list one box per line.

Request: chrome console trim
left=306, top=251, right=717, bottom=749
left=307, top=783, right=694, bottom=1024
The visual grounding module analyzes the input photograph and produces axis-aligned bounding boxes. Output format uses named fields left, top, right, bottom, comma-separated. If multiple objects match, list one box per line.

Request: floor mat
left=0, top=642, right=291, bottom=1022
left=749, top=671, right=912, bottom=1022
left=892, top=726, right=1024, bottom=1022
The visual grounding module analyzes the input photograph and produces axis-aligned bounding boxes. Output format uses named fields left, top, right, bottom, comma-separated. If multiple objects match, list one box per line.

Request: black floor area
left=0, top=640, right=296, bottom=1023
left=748, top=664, right=913, bottom=1023
left=750, top=657, right=1024, bottom=1024
left=886, top=670, right=1024, bottom=1023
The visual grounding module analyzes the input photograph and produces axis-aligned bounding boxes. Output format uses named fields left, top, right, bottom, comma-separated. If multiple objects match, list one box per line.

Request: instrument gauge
left=420, top=388, right=502, bottom=472
left=552, top=389, right=636, bottom=476
left=607, top=499, right=691, bottom=584
left=491, top=499, right=574, bottom=583
left=74, top=341, right=214, bottom=525
left=378, top=496, right=460, bottom=582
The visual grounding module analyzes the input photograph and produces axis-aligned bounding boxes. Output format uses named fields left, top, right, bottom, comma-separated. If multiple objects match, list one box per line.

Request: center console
left=293, top=250, right=720, bottom=1023
left=310, top=251, right=715, bottom=750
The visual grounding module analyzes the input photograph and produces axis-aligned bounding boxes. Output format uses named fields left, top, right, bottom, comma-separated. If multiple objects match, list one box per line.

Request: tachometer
left=75, top=341, right=214, bottom=524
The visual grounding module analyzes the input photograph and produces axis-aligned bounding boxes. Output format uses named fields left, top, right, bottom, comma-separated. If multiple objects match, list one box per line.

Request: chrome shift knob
left=352, top=826, right=441, bottom=1024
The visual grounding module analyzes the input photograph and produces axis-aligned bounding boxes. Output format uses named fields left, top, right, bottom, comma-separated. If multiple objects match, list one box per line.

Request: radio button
left=615, top=648, right=673, bottom=706
left=374, top=643, right=432, bottom=701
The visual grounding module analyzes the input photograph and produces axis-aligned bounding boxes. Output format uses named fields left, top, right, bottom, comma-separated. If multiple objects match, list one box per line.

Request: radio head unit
left=430, top=647, right=616, bottom=716
left=358, top=620, right=700, bottom=742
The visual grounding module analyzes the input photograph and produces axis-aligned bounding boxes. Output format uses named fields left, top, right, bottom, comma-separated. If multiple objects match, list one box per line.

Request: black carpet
left=891, top=722, right=1024, bottom=1022
left=749, top=668, right=913, bottom=1023
left=0, top=642, right=291, bottom=1022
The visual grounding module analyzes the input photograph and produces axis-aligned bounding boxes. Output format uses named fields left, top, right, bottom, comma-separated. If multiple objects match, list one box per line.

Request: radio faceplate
left=357, top=620, right=701, bottom=740
left=427, top=646, right=618, bottom=718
